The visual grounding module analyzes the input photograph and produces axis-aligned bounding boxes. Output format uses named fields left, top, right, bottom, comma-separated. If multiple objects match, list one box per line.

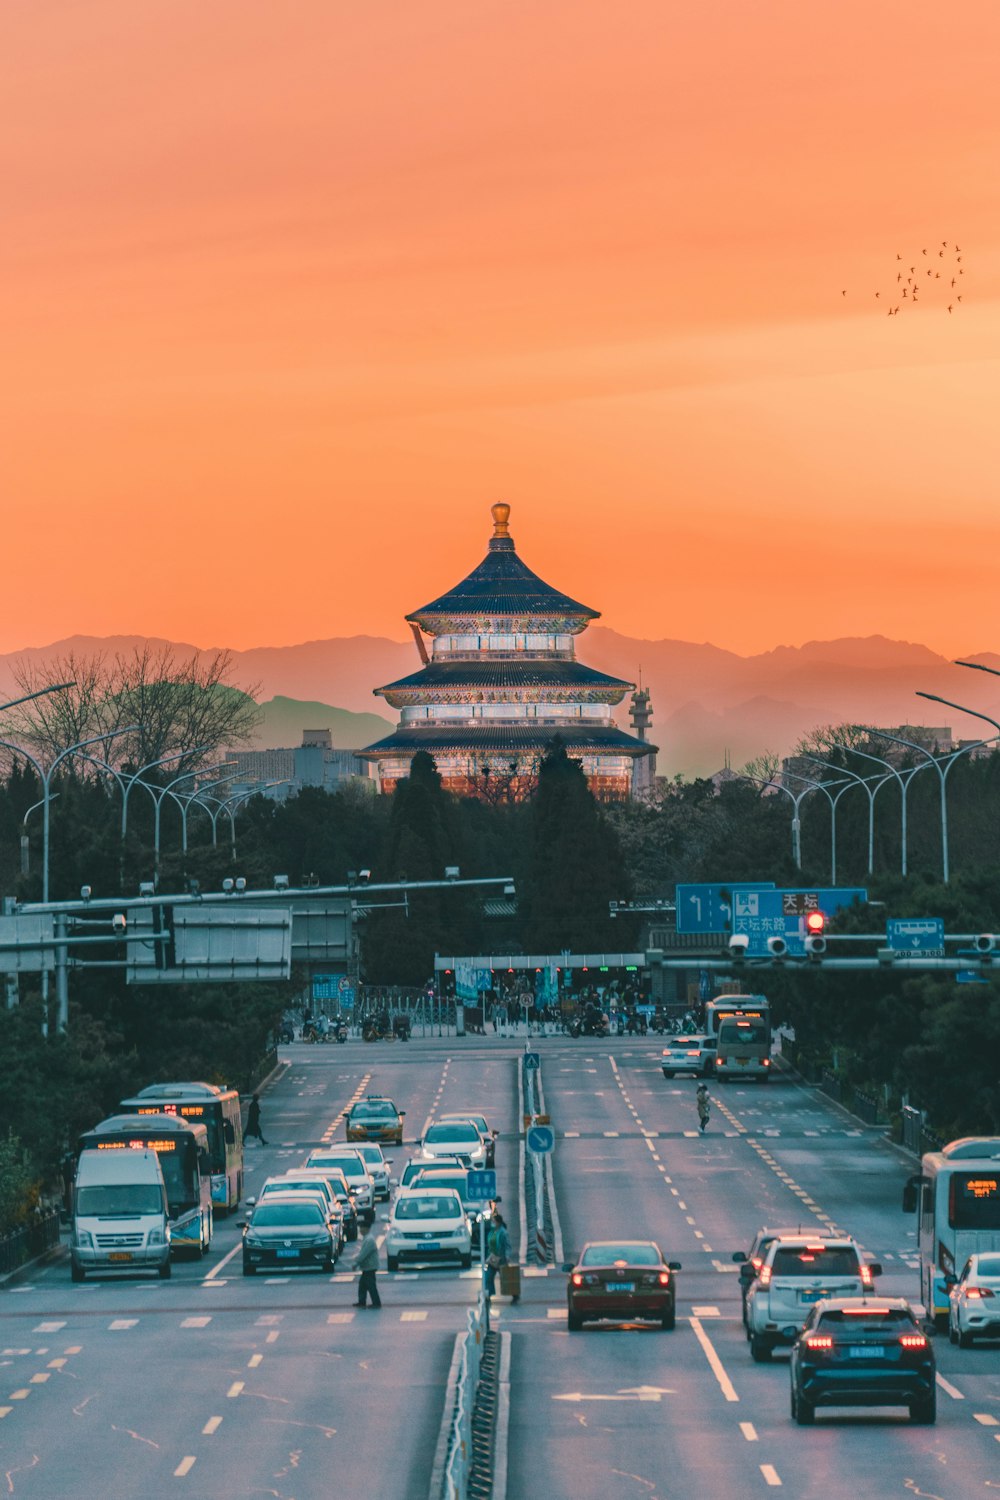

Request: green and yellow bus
left=120, top=1082, right=244, bottom=1214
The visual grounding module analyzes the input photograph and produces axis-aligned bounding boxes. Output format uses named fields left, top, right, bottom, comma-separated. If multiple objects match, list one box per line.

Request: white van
left=71, top=1147, right=171, bottom=1281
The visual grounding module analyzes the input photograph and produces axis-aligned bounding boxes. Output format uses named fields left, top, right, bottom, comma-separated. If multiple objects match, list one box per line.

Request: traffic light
left=804, top=910, right=827, bottom=957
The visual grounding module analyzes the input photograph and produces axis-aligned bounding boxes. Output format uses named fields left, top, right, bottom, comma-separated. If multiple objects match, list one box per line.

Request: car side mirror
left=732, top=1251, right=747, bottom=1263
left=399, top=1110, right=406, bottom=1116
left=246, top=1196, right=256, bottom=1208
left=867, top=1262, right=883, bottom=1277
left=668, top=1261, right=682, bottom=1271
left=237, top=1220, right=247, bottom=1229
left=739, top=1264, right=755, bottom=1283
left=902, top=1182, right=917, bottom=1213
left=561, top=1262, right=575, bottom=1273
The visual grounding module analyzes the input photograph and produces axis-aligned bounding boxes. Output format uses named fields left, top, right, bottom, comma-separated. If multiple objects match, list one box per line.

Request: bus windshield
left=717, top=1019, right=769, bottom=1047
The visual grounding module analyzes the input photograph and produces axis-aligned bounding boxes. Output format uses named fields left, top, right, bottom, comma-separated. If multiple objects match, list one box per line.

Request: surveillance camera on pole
left=727, top=933, right=750, bottom=962
left=767, top=935, right=788, bottom=959
left=974, top=934, right=996, bottom=953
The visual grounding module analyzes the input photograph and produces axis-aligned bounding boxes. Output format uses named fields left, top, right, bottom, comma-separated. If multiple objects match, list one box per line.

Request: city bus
left=120, top=1082, right=244, bottom=1214
left=77, top=1113, right=214, bottom=1258
left=704, top=995, right=772, bottom=1081
left=903, top=1136, right=1000, bottom=1328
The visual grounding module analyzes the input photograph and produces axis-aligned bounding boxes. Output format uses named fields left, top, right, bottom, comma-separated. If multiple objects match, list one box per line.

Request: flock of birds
left=841, top=242, right=967, bottom=316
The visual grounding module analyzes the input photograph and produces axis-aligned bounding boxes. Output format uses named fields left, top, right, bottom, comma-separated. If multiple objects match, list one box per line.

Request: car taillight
left=899, top=1334, right=928, bottom=1348
left=571, top=1273, right=583, bottom=1287
left=762, top=1058, right=771, bottom=1067
left=965, top=1287, right=995, bottom=1299
left=759, top=1266, right=772, bottom=1287
left=750, top=1256, right=763, bottom=1272
left=860, top=1263, right=874, bottom=1286
left=804, top=1335, right=833, bottom=1349
left=716, top=1057, right=726, bottom=1066
left=658, top=1272, right=671, bottom=1286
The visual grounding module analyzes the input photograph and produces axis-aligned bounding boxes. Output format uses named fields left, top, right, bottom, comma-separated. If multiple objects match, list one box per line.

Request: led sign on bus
left=950, top=1174, right=1000, bottom=1230
left=96, top=1138, right=176, bottom=1153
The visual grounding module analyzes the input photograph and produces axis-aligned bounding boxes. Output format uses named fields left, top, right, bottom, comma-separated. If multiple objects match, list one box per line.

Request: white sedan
left=948, top=1252, right=1000, bottom=1347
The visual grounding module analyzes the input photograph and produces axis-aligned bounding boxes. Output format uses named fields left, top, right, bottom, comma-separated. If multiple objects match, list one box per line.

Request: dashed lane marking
left=692, top=1306, right=720, bottom=1317
left=760, top=1465, right=782, bottom=1486
left=174, top=1457, right=197, bottom=1477
left=203, top=1417, right=223, bottom=1435
left=547, top=1309, right=564, bottom=1320
left=29, top=1374, right=49, bottom=1384
left=974, top=1413, right=999, bottom=1426
left=936, top=1372, right=964, bottom=1400
left=401, top=1311, right=427, bottom=1321
left=181, top=1318, right=211, bottom=1328
left=226, top=1382, right=244, bottom=1398
left=689, top=1318, right=739, bottom=1403
left=109, top=1320, right=137, bottom=1330
left=248, top=1355, right=263, bottom=1368
left=33, top=1323, right=65, bottom=1333
left=266, top=1331, right=279, bottom=1343
left=740, top=1422, right=758, bottom=1441
left=327, top=1313, right=356, bottom=1324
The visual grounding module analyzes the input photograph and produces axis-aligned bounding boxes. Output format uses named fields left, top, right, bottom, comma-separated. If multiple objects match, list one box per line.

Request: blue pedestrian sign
left=730, top=887, right=868, bottom=955
left=886, top=918, right=944, bottom=955
left=675, top=883, right=776, bottom=934
left=526, top=1125, right=555, bottom=1155
left=523, top=1052, right=540, bottom=1071
left=467, top=1169, right=498, bottom=1202
left=957, top=970, right=990, bottom=985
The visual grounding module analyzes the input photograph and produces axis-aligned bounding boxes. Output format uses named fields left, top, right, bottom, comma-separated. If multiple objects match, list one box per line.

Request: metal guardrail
left=442, top=1292, right=489, bottom=1499
left=0, top=1209, right=61, bottom=1277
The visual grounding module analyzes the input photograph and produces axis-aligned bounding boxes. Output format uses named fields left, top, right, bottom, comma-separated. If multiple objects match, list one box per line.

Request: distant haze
left=3, top=632, right=997, bottom=779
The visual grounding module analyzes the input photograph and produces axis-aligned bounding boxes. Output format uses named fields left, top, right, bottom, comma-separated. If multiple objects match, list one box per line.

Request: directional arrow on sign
left=553, top=1385, right=675, bottom=1402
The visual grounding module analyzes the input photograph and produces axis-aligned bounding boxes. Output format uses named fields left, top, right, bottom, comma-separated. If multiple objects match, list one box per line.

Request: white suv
left=385, top=1188, right=472, bottom=1272
left=746, top=1235, right=881, bottom=1361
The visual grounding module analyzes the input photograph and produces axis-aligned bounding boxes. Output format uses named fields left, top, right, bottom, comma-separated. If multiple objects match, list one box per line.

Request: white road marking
left=47, top=1359, right=66, bottom=1369
left=266, top=1331, right=279, bottom=1343
left=740, top=1421, right=758, bottom=1441
left=174, top=1457, right=197, bottom=1477
left=712, top=1261, right=741, bottom=1274
left=760, top=1464, right=782, bottom=1486
left=248, top=1354, right=263, bottom=1368
left=226, top=1382, right=244, bottom=1398
left=974, top=1413, right=998, bottom=1426
left=0, top=1408, right=12, bottom=1419
left=255, top=1315, right=282, bottom=1325
left=689, top=1317, right=739, bottom=1403
left=33, top=1323, right=65, bottom=1333
left=327, top=1313, right=356, bottom=1324
left=109, top=1320, right=137, bottom=1330
left=401, top=1310, right=427, bottom=1321
left=9, top=1390, right=30, bottom=1401
left=203, top=1240, right=242, bottom=1280
left=936, top=1372, right=964, bottom=1399
left=202, top=1417, right=222, bottom=1435
left=29, top=1373, right=50, bottom=1384
left=181, top=1318, right=211, bottom=1328
left=547, top=1308, right=564, bottom=1319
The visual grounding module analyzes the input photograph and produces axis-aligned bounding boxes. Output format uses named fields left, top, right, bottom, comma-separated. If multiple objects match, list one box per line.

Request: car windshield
left=354, top=1102, right=396, bottom=1119
left=975, top=1255, right=1000, bottom=1278
left=316, top=1157, right=364, bottom=1176
left=395, top=1194, right=461, bottom=1220
left=357, top=1147, right=384, bottom=1165
left=425, top=1125, right=478, bottom=1144
left=580, top=1244, right=660, bottom=1267
left=76, top=1185, right=163, bottom=1216
left=770, top=1246, right=861, bottom=1276
left=416, top=1174, right=469, bottom=1199
left=816, top=1308, right=915, bottom=1332
left=264, top=1181, right=327, bottom=1199
left=252, top=1203, right=323, bottom=1226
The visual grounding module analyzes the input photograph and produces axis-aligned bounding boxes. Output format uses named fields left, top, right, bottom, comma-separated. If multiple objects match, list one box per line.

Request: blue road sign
left=526, top=1125, right=555, bottom=1155
left=675, top=882, right=776, bottom=934
left=467, top=1169, right=498, bottom=1201
left=957, top=970, right=990, bottom=984
left=730, top=887, right=868, bottom=955
left=312, top=973, right=340, bottom=1000
left=523, top=1052, right=540, bottom=1071
left=886, top=918, right=945, bottom=954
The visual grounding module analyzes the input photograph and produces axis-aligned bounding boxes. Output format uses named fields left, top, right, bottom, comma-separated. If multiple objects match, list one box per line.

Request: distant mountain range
left=1, top=631, right=997, bottom=777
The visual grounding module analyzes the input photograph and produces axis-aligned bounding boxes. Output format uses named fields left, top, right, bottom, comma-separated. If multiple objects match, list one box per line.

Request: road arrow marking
left=553, top=1386, right=675, bottom=1403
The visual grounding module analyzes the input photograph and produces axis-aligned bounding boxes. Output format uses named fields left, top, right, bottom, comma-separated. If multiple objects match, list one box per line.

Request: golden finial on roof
left=491, top=503, right=511, bottom=538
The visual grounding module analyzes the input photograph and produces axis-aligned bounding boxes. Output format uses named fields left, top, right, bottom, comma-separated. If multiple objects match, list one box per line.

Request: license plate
left=107, top=1252, right=133, bottom=1262
left=419, top=1241, right=440, bottom=1251
left=606, top=1282, right=634, bottom=1292
left=738, top=1058, right=749, bottom=1066
left=276, top=1249, right=300, bottom=1259
left=849, top=1346, right=885, bottom=1358
left=800, top=1289, right=829, bottom=1303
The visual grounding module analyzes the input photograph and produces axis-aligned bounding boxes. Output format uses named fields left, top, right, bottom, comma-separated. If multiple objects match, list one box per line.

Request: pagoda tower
left=359, top=504, right=656, bottom=800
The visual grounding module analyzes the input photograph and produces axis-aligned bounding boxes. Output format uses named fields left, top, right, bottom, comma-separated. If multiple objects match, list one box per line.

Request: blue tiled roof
left=358, top=722, right=655, bottom=759
left=376, top=659, right=632, bottom=696
left=406, top=532, right=598, bottom=627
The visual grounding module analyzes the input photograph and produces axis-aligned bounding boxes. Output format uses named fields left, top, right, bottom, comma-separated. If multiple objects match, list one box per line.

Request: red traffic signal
left=805, top=910, right=827, bottom=936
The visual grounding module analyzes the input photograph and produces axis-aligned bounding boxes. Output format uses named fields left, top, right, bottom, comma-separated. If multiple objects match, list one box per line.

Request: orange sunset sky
left=2, top=1, right=998, bottom=659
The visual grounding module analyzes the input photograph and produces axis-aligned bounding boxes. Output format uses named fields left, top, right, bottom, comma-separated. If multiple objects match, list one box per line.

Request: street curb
left=494, top=1329, right=511, bottom=1500
left=0, top=1238, right=67, bottom=1292
left=773, top=1052, right=920, bottom=1164
left=429, top=1331, right=465, bottom=1500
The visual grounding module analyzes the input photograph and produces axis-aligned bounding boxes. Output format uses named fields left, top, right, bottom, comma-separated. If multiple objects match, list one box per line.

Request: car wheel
left=243, top=1261, right=255, bottom=1276
left=460, top=1254, right=472, bottom=1270
left=158, top=1258, right=172, bottom=1280
left=662, top=1071, right=674, bottom=1079
left=959, top=1328, right=974, bottom=1349
left=387, top=1255, right=399, bottom=1273
left=661, top=1306, right=676, bottom=1331
left=792, top=1388, right=815, bottom=1425
left=933, top=1311, right=949, bottom=1333
left=750, top=1334, right=772, bottom=1362
left=71, top=1258, right=85, bottom=1283
left=568, top=1310, right=584, bottom=1331
left=910, top=1392, right=937, bottom=1424
left=323, top=1254, right=334, bottom=1273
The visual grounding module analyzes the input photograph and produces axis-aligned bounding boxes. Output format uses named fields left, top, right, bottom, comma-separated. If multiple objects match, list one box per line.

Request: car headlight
left=75, top=1229, right=94, bottom=1249
left=311, top=1234, right=331, bottom=1248
left=244, top=1236, right=263, bottom=1249
left=147, top=1228, right=167, bottom=1247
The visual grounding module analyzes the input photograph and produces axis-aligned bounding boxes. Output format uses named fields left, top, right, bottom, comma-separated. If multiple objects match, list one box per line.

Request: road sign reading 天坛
left=730, top=888, right=867, bottom=955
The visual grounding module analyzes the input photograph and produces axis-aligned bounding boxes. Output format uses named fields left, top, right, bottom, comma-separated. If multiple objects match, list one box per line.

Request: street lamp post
left=741, top=770, right=848, bottom=871
left=865, top=726, right=985, bottom=885
left=800, top=757, right=891, bottom=877
left=190, top=781, right=289, bottom=860
left=149, top=763, right=237, bottom=888
left=845, top=739, right=927, bottom=878
left=778, top=769, right=855, bottom=884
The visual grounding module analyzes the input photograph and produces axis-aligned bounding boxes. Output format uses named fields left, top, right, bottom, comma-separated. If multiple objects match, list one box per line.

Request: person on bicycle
left=696, top=1082, right=710, bottom=1133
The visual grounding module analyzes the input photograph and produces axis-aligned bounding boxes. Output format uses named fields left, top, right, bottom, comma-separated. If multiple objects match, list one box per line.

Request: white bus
left=903, top=1136, right=1000, bottom=1328
left=704, top=995, right=772, bottom=1082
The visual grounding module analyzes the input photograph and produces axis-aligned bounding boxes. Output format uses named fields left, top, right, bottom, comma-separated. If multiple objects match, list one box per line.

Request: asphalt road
left=1, top=1035, right=998, bottom=1500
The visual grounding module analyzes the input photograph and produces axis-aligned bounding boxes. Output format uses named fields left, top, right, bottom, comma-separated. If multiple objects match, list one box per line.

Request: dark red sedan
left=565, top=1241, right=681, bottom=1330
